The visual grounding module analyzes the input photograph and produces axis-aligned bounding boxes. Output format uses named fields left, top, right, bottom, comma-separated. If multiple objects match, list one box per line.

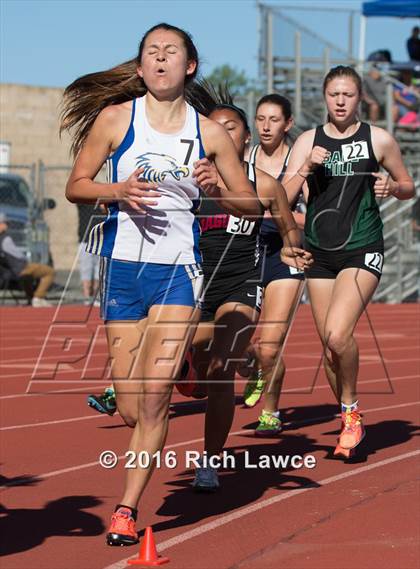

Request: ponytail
left=60, top=59, right=145, bottom=157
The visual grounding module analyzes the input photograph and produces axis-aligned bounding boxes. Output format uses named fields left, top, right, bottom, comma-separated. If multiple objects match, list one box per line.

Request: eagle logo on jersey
left=135, top=153, right=190, bottom=183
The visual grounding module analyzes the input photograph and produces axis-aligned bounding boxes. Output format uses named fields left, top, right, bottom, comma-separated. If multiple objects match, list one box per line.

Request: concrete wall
left=1, top=83, right=82, bottom=270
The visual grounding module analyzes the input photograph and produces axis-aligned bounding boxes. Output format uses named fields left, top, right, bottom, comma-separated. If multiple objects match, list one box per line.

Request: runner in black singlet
left=283, top=66, right=414, bottom=458
left=189, top=91, right=313, bottom=490
left=199, top=161, right=263, bottom=322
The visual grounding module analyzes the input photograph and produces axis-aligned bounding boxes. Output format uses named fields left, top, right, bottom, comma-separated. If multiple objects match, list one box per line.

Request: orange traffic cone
left=128, top=526, right=170, bottom=566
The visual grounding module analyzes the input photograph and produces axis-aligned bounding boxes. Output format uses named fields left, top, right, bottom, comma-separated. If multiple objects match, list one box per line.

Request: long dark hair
left=60, top=23, right=199, bottom=157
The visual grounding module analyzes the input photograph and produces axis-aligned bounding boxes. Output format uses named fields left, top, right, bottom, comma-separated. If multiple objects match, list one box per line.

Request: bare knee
left=257, top=344, right=282, bottom=373
left=118, top=409, right=137, bottom=428
left=325, top=331, right=351, bottom=356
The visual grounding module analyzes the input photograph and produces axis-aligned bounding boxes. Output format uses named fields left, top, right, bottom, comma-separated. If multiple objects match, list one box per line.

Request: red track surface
left=1, top=304, right=419, bottom=569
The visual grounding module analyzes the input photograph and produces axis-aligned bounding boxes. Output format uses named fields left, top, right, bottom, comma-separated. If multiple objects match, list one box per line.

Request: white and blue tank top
left=87, top=96, right=204, bottom=265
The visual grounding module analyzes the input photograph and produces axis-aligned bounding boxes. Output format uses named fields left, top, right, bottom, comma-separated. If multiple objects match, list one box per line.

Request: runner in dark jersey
left=241, top=94, right=306, bottom=437
left=283, top=66, right=414, bottom=458
left=190, top=95, right=313, bottom=491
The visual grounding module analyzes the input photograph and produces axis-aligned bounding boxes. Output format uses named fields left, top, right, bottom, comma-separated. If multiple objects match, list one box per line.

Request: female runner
left=242, top=94, right=306, bottom=436
left=62, top=23, right=262, bottom=545
left=188, top=88, right=312, bottom=490
left=283, top=65, right=414, bottom=457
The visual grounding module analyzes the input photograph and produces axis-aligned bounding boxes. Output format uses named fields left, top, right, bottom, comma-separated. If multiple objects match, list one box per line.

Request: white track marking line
left=0, top=414, right=110, bottom=431
left=1, top=355, right=417, bottom=386
left=0, top=352, right=109, bottom=364
left=1, top=338, right=417, bottom=362
left=103, top=449, right=420, bottom=569
left=1, top=343, right=418, bottom=372
left=0, top=385, right=105, bottom=400
left=1, top=400, right=418, bottom=489
left=281, top=372, right=419, bottom=394
left=0, top=368, right=108, bottom=380
left=1, top=374, right=418, bottom=428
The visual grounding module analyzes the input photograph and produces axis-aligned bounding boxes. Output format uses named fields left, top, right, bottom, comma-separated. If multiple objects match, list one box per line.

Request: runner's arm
left=198, top=118, right=261, bottom=217
left=371, top=127, right=415, bottom=200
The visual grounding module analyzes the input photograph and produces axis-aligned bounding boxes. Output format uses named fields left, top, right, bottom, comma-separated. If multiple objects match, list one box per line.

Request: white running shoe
left=192, top=459, right=220, bottom=493
left=32, top=297, right=53, bottom=307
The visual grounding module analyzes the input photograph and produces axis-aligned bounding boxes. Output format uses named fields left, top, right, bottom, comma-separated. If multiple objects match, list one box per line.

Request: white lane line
left=1, top=363, right=74, bottom=370
left=0, top=413, right=110, bottom=431
left=0, top=369, right=108, bottom=380
left=2, top=339, right=416, bottom=364
left=2, top=356, right=416, bottom=387
left=1, top=345, right=418, bottom=378
left=103, top=449, right=420, bottom=569
left=0, top=352, right=108, bottom=365
left=0, top=385, right=104, bottom=400
left=281, top=372, right=419, bottom=394
left=1, top=374, right=418, bottom=429
left=1, top=400, right=418, bottom=489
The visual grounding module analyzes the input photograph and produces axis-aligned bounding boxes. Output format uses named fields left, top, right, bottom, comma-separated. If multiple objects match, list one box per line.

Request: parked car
left=0, top=172, right=55, bottom=264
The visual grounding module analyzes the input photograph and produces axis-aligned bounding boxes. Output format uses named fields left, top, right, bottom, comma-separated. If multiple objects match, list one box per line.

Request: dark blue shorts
left=259, top=224, right=304, bottom=288
left=261, top=250, right=304, bottom=288
left=100, top=258, right=203, bottom=321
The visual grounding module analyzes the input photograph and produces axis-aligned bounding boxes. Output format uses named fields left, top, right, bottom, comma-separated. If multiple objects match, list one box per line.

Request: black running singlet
left=305, top=122, right=383, bottom=251
left=198, top=163, right=263, bottom=279
left=248, top=144, right=304, bottom=255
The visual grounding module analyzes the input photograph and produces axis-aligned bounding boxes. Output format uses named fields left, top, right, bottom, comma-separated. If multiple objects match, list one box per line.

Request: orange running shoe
left=175, top=350, right=197, bottom=397
left=338, top=409, right=365, bottom=450
left=106, top=508, right=139, bottom=546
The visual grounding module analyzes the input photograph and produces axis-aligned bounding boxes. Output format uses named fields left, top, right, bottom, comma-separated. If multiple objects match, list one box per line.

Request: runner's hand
left=372, top=172, right=398, bottom=198
left=304, top=146, right=330, bottom=173
left=119, top=167, right=161, bottom=212
left=280, top=247, right=313, bottom=271
left=193, top=158, right=220, bottom=197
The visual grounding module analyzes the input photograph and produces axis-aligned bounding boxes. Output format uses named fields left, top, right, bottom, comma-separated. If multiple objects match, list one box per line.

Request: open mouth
left=156, top=67, right=166, bottom=75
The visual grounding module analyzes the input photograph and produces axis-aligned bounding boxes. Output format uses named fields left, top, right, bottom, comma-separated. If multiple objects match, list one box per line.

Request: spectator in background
left=363, top=65, right=388, bottom=122
left=394, top=69, right=420, bottom=126
left=77, top=204, right=104, bottom=306
left=407, top=27, right=420, bottom=61
left=0, top=211, right=55, bottom=306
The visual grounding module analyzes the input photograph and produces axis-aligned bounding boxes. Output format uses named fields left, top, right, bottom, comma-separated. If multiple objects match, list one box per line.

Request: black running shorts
left=305, top=239, right=384, bottom=280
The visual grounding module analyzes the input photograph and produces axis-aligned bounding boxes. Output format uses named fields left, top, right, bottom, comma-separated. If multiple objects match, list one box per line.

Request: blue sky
left=1, top=0, right=418, bottom=88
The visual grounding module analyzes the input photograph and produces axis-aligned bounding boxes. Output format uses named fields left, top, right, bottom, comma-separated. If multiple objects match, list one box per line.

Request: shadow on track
left=0, top=495, right=104, bottom=556
left=151, top=433, right=326, bottom=534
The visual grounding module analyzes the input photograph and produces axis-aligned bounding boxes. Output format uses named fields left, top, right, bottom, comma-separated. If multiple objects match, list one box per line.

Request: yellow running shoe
left=243, top=369, right=265, bottom=408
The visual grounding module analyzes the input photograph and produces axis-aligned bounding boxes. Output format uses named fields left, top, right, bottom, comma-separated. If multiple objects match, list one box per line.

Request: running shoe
left=192, top=459, right=219, bottom=492
left=338, top=409, right=365, bottom=449
left=175, top=350, right=197, bottom=397
left=87, top=387, right=116, bottom=416
left=255, top=410, right=282, bottom=436
left=32, top=297, right=53, bottom=307
left=106, top=508, right=139, bottom=546
left=243, top=368, right=265, bottom=408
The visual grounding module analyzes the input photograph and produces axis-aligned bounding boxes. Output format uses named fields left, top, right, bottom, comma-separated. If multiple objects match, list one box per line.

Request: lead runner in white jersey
left=63, top=23, right=262, bottom=547
left=87, top=96, right=203, bottom=265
